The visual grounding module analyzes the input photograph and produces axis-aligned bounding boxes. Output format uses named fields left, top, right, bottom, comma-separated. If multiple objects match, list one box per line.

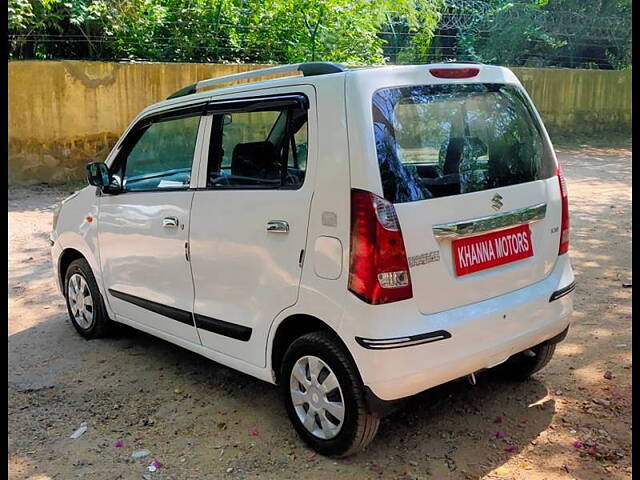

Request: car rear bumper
left=343, top=254, right=574, bottom=403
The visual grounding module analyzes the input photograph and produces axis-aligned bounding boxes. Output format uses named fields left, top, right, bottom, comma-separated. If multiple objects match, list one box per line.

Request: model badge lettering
left=408, top=251, right=440, bottom=268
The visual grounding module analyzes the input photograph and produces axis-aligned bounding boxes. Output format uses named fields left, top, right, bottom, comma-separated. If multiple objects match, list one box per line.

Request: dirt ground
left=8, top=145, right=632, bottom=480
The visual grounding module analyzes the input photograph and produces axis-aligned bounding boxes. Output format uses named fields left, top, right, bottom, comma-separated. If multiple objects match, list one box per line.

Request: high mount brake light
left=429, top=67, right=480, bottom=79
left=348, top=189, right=413, bottom=305
left=557, top=167, right=570, bottom=255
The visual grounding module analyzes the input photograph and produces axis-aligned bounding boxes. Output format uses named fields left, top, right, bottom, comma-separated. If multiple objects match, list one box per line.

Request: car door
left=98, top=104, right=207, bottom=344
left=189, top=87, right=316, bottom=367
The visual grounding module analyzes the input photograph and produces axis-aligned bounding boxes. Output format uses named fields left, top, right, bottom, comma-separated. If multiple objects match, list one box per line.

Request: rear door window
left=206, top=99, right=308, bottom=189
left=372, top=84, right=555, bottom=203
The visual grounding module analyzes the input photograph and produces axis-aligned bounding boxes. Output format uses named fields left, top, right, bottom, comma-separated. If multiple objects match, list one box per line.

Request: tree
left=8, top=0, right=115, bottom=59
left=8, top=0, right=444, bottom=65
left=446, top=0, right=631, bottom=69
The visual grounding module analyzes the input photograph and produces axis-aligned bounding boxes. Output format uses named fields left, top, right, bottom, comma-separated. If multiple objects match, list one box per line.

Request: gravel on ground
left=8, top=145, right=632, bottom=480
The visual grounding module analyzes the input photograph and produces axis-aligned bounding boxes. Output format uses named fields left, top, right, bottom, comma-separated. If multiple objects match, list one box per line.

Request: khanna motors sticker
left=452, top=224, right=534, bottom=276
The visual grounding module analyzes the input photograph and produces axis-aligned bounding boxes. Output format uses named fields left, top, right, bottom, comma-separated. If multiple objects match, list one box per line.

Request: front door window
left=122, top=115, right=201, bottom=192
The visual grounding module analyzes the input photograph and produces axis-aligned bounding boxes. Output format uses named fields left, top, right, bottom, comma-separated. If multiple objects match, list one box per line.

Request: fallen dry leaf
left=494, top=466, right=510, bottom=475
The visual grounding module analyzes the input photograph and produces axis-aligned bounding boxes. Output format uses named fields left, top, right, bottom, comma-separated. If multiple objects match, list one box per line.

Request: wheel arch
left=58, top=247, right=86, bottom=292
left=55, top=231, right=110, bottom=313
left=270, top=313, right=359, bottom=386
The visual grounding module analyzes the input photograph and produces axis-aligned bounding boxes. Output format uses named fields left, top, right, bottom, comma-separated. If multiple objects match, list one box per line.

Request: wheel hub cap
left=67, top=273, right=94, bottom=329
left=289, top=355, right=345, bottom=440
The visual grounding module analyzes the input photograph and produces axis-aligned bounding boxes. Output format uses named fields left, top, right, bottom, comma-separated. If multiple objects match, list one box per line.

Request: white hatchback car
left=51, top=62, right=574, bottom=456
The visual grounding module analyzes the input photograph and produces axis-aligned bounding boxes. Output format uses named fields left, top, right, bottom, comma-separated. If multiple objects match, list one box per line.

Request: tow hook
left=467, top=372, right=477, bottom=386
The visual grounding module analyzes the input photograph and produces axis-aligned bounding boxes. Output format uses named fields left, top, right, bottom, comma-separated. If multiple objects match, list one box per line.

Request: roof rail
left=167, top=62, right=347, bottom=100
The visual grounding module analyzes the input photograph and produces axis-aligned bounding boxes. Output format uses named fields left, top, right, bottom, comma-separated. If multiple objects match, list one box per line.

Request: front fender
left=54, top=187, right=112, bottom=316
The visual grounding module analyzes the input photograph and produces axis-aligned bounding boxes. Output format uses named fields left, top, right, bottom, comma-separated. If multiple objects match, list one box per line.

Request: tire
left=493, top=342, right=556, bottom=381
left=64, top=258, right=111, bottom=339
left=280, top=331, right=380, bottom=457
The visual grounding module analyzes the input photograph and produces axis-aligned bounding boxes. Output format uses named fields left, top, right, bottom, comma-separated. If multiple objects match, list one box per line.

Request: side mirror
left=223, top=113, right=232, bottom=126
left=87, top=162, right=110, bottom=187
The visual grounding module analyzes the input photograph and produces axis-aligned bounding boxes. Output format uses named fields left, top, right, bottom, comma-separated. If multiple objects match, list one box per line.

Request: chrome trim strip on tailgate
left=432, top=203, right=547, bottom=239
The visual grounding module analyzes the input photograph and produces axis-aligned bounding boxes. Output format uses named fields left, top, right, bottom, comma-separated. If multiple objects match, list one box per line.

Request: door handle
left=163, top=216, right=179, bottom=228
left=266, top=220, right=289, bottom=233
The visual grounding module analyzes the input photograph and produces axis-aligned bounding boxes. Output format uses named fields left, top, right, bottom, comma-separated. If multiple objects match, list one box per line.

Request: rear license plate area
left=452, top=224, right=533, bottom=276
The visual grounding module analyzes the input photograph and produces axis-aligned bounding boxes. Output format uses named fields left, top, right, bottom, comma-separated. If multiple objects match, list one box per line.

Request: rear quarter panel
left=266, top=73, right=353, bottom=368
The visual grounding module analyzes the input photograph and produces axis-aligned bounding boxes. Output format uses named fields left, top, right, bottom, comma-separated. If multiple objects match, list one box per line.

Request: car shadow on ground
left=10, top=313, right=555, bottom=479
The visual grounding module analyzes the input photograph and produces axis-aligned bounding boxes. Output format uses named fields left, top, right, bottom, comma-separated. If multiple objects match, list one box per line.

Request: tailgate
left=396, top=178, right=562, bottom=314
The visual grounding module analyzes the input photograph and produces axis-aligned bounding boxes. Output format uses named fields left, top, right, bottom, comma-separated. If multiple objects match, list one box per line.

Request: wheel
left=64, top=258, right=111, bottom=339
left=280, top=331, right=380, bottom=457
left=492, top=342, right=556, bottom=381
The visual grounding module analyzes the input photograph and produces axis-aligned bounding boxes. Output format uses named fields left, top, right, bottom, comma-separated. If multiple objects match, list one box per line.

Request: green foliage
left=391, top=0, right=444, bottom=63
left=9, top=0, right=116, bottom=59
left=8, top=0, right=442, bottom=64
left=7, top=0, right=631, bottom=68
left=451, top=0, right=631, bottom=69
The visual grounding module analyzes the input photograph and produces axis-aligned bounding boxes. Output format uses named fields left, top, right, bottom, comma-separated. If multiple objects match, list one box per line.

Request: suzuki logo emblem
left=491, top=193, right=504, bottom=211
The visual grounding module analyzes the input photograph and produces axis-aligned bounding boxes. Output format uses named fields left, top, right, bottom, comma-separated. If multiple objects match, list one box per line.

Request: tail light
left=557, top=167, right=570, bottom=255
left=429, top=67, right=479, bottom=79
left=348, top=189, right=413, bottom=304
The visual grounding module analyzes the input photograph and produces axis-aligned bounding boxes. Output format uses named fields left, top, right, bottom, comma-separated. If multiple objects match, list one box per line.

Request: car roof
left=138, top=62, right=518, bottom=118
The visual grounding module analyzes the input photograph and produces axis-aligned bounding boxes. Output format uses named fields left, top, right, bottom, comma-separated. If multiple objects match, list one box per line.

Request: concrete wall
left=9, top=60, right=631, bottom=185
left=8, top=61, right=271, bottom=184
left=511, top=67, right=632, bottom=137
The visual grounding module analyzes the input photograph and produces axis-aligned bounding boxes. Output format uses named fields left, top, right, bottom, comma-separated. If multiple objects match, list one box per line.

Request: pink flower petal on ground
left=305, top=454, right=316, bottom=462
left=218, top=409, right=228, bottom=415
left=249, top=428, right=259, bottom=436
left=370, top=463, right=382, bottom=474
left=573, top=441, right=583, bottom=448
left=340, top=459, right=353, bottom=465
left=494, top=431, right=505, bottom=439
left=611, top=389, right=621, bottom=398
left=114, top=440, right=124, bottom=448
left=494, top=416, right=503, bottom=424
left=504, top=444, right=515, bottom=452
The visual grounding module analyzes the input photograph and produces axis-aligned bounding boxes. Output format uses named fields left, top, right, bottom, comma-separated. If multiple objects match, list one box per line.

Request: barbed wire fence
left=7, top=7, right=631, bottom=69
left=380, top=8, right=631, bottom=68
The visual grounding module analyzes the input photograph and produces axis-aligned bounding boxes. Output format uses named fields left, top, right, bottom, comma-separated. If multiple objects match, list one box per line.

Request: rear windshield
left=372, top=83, right=555, bottom=203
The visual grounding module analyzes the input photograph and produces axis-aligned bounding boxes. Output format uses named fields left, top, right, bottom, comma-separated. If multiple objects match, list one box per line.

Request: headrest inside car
left=231, top=141, right=280, bottom=178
